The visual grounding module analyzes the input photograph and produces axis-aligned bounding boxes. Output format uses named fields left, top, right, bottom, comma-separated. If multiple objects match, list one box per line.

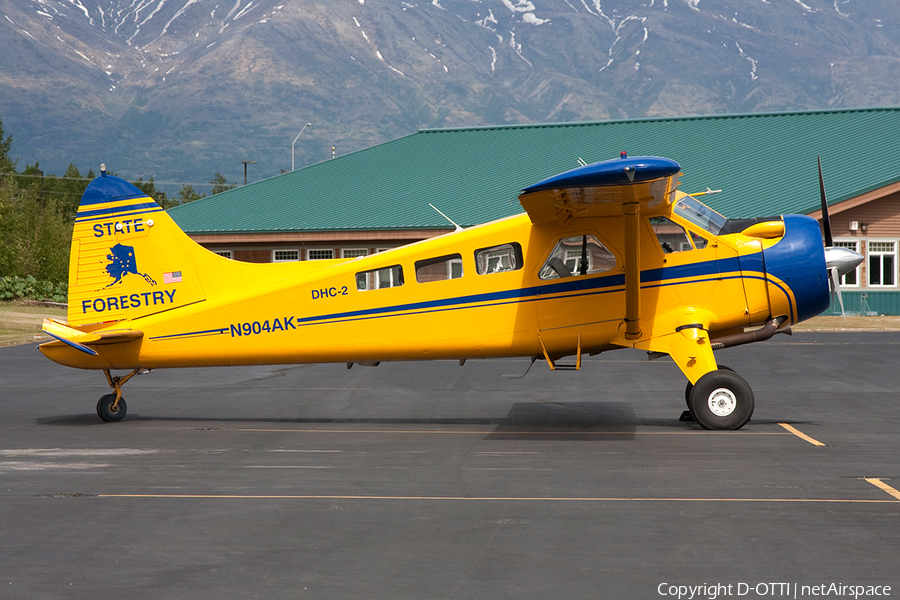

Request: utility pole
left=242, top=160, right=257, bottom=185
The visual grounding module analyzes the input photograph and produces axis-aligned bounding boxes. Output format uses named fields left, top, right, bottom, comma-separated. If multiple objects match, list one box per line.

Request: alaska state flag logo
left=104, top=243, right=157, bottom=288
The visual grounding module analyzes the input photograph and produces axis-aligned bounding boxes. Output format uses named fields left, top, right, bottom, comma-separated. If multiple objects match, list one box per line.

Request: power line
left=7, top=173, right=224, bottom=187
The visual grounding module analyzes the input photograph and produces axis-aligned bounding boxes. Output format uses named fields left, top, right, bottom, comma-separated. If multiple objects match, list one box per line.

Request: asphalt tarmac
left=2, top=333, right=899, bottom=599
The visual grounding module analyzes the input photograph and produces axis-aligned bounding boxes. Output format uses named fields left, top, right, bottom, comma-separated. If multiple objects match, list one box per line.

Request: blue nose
left=763, top=214, right=830, bottom=323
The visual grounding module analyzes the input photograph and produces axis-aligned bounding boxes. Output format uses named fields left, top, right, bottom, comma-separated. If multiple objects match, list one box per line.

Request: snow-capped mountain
left=1, top=0, right=898, bottom=188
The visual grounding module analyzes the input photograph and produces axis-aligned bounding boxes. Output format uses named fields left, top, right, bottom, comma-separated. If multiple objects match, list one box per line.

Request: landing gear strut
left=97, top=368, right=143, bottom=422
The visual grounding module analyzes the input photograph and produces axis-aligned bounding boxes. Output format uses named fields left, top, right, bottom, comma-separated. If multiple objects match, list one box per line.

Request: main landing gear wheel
left=684, top=365, right=734, bottom=409
left=97, top=394, right=127, bottom=422
left=688, top=368, right=754, bottom=430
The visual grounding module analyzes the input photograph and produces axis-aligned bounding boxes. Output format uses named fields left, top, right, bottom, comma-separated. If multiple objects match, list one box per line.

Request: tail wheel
left=688, top=368, right=753, bottom=430
left=97, top=394, right=127, bottom=422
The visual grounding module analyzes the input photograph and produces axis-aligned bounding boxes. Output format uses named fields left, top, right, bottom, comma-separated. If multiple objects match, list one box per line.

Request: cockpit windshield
left=673, top=195, right=727, bottom=236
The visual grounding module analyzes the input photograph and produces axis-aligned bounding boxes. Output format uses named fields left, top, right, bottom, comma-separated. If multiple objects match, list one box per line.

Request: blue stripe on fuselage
left=292, top=255, right=749, bottom=327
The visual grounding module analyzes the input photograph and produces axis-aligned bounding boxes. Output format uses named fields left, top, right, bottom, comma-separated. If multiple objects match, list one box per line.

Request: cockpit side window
left=650, top=216, right=692, bottom=254
left=689, top=231, right=709, bottom=250
left=539, top=235, right=616, bottom=280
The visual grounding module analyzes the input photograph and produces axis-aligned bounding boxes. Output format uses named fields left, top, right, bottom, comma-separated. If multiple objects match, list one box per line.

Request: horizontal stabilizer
left=42, top=318, right=143, bottom=355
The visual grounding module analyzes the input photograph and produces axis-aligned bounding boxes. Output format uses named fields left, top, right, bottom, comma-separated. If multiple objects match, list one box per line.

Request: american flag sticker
left=163, top=271, right=183, bottom=284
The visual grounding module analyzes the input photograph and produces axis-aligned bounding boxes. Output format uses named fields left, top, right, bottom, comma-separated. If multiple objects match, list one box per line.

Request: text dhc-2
left=312, top=286, right=348, bottom=300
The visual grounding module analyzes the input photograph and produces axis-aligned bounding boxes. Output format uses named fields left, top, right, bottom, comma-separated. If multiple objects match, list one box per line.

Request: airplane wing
left=518, top=155, right=681, bottom=224
left=42, top=318, right=143, bottom=356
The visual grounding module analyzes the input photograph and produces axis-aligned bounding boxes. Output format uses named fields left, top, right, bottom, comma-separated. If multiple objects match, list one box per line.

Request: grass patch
left=792, top=315, right=900, bottom=331
left=0, top=301, right=67, bottom=348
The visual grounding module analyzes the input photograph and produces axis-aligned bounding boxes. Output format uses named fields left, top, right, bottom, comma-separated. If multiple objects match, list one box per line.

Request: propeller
left=818, top=156, right=864, bottom=317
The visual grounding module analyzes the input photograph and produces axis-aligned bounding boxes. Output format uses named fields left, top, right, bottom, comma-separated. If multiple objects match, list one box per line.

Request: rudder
left=67, top=172, right=207, bottom=326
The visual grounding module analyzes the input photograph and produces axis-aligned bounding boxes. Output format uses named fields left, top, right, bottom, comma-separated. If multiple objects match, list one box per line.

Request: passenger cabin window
left=475, top=243, right=523, bottom=275
left=650, top=216, right=693, bottom=253
left=416, top=254, right=463, bottom=283
left=539, top=235, right=616, bottom=280
left=356, top=265, right=404, bottom=291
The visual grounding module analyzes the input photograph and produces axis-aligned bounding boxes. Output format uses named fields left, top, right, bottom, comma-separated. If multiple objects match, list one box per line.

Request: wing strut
left=623, top=199, right=642, bottom=339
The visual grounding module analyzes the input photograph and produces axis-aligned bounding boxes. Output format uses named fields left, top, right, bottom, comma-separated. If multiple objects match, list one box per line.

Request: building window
left=415, top=254, right=463, bottom=283
left=835, top=241, right=860, bottom=287
left=214, top=250, right=233, bottom=259
left=274, top=250, right=300, bottom=262
left=342, top=249, right=368, bottom=258
left=868, top=241, right=896, bottom=287
left=356, top=265, right=404, bottom=291
left=307, top=249, right=334, bottom=260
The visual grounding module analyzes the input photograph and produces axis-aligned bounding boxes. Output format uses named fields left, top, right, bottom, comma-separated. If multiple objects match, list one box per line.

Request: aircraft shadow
left=36, top=402, right=687, bottom=440
left=486, top=402, right=638, bottom=441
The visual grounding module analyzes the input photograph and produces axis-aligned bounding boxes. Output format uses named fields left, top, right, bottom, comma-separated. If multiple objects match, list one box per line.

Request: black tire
left=688, top=368, right=753, bottom=430
left=684, top=365, right=733, bottom=409
left=97, top=394, right=127, bottom=422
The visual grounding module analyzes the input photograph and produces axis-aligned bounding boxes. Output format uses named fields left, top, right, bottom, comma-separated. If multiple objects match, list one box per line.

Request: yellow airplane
left=40, top=154, right=862, bottom=429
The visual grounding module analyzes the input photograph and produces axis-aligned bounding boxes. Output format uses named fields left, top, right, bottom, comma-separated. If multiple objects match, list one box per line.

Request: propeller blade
left=829, top=267, right=846, bottom=318
left=818, top=155, right=833, bottom=247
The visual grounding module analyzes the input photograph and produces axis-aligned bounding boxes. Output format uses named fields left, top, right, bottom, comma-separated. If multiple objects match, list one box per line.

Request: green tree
left=0, top=115, right=15, bottom=174
left=131, top=176, right=170, bottom=208
left=0, top=179, right=72, bottom=283
left=55, top=163, right=93, bottom=216
left=210, top=172, right=236, bottom=195
left=177, top=184, right=204, bottom=204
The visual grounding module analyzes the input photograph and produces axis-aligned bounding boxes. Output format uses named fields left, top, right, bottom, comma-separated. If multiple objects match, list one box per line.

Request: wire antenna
left=429, top=203, right=463, bottom=232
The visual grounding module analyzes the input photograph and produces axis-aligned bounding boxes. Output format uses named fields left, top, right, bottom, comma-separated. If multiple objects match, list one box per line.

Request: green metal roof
left=169, top=107, right=900, bottom=234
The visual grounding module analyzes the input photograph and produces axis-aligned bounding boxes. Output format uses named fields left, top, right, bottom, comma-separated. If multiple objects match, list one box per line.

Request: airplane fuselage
left=40, top=193, right=827, bottom=372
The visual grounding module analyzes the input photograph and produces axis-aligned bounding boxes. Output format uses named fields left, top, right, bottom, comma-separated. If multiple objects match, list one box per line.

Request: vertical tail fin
left=67, top=173, right=207, bottom=326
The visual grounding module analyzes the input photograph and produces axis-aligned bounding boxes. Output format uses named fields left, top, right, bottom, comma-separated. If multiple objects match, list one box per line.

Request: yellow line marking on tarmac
left=778, top=423, right=825, bottom=446
left=94, top=494, right=896, bottom=503
left=239, top=429, right=790, bottom=435
left=865, top=478, right=900, bottom=501
left=245, top=466, right=332, bottom=469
